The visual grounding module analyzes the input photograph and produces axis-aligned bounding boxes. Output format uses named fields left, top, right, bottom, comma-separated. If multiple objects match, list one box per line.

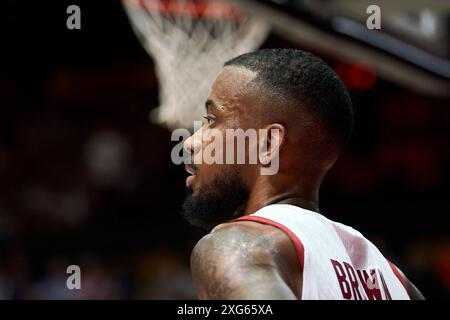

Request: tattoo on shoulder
left=190, top=225, right=282, bottom=299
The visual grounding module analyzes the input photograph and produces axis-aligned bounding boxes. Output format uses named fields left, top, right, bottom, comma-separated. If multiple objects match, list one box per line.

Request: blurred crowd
left=0, top=99, right=199, bottom=299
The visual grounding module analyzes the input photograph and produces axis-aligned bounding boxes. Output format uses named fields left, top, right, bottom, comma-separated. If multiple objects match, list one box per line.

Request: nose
left=183, top=128, right=202, bottom=156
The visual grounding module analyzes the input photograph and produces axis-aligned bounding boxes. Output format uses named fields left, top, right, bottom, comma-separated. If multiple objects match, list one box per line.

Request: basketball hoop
left=122, top=0, right=269, bottom=130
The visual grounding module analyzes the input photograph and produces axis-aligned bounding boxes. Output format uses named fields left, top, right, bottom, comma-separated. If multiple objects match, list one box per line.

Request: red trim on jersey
left=387, top=260, right=407, bottom=290
left=232, top=215, right=305, bottom=271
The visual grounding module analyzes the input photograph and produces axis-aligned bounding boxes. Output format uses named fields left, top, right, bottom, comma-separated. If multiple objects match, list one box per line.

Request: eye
left=203, top=115, right=215, bottom=126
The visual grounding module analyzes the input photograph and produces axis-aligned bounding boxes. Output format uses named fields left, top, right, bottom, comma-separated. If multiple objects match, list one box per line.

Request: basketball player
left=181, top=49, right=424, bottom=300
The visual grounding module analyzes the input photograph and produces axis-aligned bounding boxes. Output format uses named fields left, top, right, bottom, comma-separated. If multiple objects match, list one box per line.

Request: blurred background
left=0, top=0, right=449, bottom=299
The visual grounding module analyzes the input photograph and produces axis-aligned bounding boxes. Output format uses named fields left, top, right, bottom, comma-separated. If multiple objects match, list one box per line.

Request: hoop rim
left=122, top=0, right=242, bottom=20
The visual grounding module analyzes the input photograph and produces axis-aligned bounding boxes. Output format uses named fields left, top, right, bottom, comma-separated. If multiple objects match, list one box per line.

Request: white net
left=122, top=0, right=269, bottom=129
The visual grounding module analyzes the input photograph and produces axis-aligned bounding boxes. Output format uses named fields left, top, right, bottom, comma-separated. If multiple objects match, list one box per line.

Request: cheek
left=197, top=163, right=222, bottom=183
left=191, top=165, right=221, bottom=195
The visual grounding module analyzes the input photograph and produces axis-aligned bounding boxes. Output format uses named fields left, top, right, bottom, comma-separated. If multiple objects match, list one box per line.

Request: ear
left=259, top=123, right=285, bottom=167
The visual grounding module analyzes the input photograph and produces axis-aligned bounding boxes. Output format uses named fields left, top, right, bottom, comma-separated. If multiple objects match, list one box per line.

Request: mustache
left=185, top=163, right=198, bottom=175
left=182, top=153, right=198, bottom=171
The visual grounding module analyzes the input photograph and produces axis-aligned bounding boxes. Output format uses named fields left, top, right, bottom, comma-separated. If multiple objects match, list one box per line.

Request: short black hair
left=224, top=49, right=353, bottom=144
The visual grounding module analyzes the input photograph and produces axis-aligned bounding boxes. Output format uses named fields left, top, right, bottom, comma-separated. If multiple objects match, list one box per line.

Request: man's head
left=181, top=48, right=353, bottom=230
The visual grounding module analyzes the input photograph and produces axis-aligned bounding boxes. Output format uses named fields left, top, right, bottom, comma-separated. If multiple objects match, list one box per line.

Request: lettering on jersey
left=330, top=259, right=392, bottom=300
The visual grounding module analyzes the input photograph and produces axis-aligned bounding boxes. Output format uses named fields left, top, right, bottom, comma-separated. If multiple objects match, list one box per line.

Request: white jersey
left=235, top=204, right=409, bottom=300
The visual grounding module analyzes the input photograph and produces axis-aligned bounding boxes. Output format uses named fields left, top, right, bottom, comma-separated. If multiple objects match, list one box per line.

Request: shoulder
left=191, top=222, right=281, bottom=275
left=195, top=220, right=282, bottom=248
left=191, top=220, right=302, bottom=299
left=192, top=220, right=296, bottom=268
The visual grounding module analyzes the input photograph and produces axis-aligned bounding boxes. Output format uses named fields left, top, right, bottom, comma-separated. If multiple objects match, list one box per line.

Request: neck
left=270, top=194, right=320, bottom=212
left=243, top=177, right=320, bottom=215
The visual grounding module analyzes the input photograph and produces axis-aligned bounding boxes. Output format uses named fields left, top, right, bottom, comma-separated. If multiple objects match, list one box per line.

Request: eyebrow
left=205, top=99, right=225, bottom=112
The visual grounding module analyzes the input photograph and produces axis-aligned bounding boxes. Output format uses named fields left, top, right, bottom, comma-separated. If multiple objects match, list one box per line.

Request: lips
left=186, top=175, right=196, bottom=188
left=185, top=164, right=197, bottom=188
left=185, top=164, right=197, bottom=176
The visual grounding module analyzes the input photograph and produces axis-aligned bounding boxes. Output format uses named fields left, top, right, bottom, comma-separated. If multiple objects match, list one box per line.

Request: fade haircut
left=224, top=48, right=354, bottom=145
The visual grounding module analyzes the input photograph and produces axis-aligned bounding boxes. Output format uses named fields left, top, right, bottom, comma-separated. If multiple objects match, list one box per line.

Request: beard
left=181, top=169, right=249, bottom=231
